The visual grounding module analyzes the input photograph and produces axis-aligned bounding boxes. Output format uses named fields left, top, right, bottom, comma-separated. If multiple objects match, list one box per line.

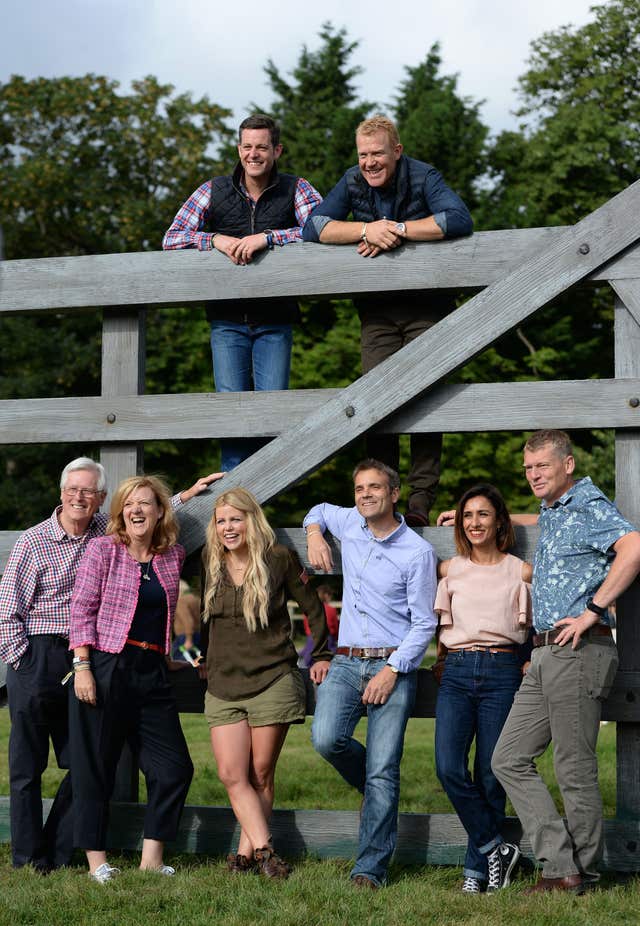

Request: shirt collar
left=49, top=505, right=100, bottom=541
left=359, top=511, right=406, bottom=542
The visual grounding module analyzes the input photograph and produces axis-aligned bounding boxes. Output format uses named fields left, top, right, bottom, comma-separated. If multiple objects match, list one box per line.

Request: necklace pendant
left=142, top=573, right=151, bottom=581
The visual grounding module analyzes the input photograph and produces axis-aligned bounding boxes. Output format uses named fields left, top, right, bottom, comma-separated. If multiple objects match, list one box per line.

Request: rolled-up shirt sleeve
left=387, top=547, right=438, bottom=673
left=302, top=176, right=352, bottom=242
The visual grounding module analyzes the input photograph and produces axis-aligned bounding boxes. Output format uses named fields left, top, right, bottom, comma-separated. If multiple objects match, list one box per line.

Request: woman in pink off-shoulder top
left=434, top=484, right=532, bottom=894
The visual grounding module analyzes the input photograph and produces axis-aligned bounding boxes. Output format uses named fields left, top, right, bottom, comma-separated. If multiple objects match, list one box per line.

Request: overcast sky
left=2, top=0, right=598, bottom=136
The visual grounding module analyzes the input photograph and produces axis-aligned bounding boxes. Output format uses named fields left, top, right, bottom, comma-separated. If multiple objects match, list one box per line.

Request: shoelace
left=462, top=876, right=482, bottom=893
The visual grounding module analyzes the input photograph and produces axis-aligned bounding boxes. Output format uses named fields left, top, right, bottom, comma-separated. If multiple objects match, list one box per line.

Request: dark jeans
left=359, top=305, right=449, bottom=516
left=69, top=646, right=193, bottom=850
left=435, top=649, right=522, bottom=880
left=6, top=634, right=74, bottom=870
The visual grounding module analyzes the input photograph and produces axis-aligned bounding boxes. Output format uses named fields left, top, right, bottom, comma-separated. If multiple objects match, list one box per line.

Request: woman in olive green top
left=201, top=487, right=331, bottom=879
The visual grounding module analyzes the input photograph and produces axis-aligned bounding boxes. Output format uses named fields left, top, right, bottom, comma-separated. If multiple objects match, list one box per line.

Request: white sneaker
left=462, top=876, right=484, bottom=893
left=155, top=865, right=175, bottom=876
left=90, top=863, right=121, bottom=883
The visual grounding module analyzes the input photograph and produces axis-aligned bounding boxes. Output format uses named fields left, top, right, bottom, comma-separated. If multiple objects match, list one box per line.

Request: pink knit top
left=435, top=553, right=531, bottom=649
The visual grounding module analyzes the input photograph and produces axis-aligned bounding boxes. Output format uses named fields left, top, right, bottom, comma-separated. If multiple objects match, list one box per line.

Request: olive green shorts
left=205, top=669, right=307, bottom=728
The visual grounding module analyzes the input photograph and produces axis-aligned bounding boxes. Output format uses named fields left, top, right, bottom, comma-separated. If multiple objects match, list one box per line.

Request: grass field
left=1, top=710, right=638, bottom=926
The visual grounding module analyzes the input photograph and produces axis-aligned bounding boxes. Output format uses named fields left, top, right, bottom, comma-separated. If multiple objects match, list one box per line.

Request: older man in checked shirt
left=163, top=112, right=322, bottom=472
left=0, top=456, right=218, bottom=871
left=304, top=458, right=437, bottom=889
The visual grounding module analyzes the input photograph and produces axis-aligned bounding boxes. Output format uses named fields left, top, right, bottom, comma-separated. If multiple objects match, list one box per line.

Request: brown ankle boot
left=253, top=846, right=291, bottom=880
left=226, top=853, right=255, bottom=874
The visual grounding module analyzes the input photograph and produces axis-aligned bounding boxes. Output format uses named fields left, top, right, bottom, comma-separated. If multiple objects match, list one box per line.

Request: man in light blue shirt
left=492, top=430, right=640, bottom=895
left=304, top=459, right=437, bottom=888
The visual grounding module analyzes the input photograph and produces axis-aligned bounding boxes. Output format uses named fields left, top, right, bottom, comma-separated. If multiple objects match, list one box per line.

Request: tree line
left=1, top=1, right=638, bottom=529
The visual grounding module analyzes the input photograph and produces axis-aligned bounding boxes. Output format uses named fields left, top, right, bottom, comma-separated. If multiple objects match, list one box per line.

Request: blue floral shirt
left=532, top=477, right=635, bottom=631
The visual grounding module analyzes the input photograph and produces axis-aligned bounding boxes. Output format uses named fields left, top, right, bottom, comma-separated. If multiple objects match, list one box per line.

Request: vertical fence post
left=613, top=286, right=640, bottom=822
left=100, top=306, right=146, bottom=802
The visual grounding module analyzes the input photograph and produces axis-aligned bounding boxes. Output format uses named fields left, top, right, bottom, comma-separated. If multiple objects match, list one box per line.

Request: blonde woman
left=202, top=487, right=331, bottom=879
left=69, top=476, right=193, bottom=882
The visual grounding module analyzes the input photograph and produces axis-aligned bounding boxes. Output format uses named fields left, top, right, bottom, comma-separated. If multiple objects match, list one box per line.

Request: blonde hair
left=202, top=487, right=276, bottom=632
left=107, top=475, right=178, bottom=553
left=356, top=115, right=401, bottom=148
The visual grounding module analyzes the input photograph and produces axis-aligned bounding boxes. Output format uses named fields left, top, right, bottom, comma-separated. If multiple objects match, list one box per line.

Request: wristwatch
left=586, top=597, right=606, bottom=617
left=388, top=664, right=400, bottom=674
left=395, top=222, right=406, bottom=234
left=264, top=229, right=274, bottom=250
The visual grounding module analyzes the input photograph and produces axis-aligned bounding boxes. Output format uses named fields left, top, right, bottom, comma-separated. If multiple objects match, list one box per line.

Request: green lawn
left=0, top=710, right=637, bottom=926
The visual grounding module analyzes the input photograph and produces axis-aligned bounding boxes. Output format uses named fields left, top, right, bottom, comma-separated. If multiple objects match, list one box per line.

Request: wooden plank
left=176, top=180, right=640, bottom=553
left=3, top=378, right=640, bottom=443
left=99, top=308, right=145, bottom=801
left=1, top=798, right=637, bottom=870
left=612, top=283, right=640, bottom=821
left=2, top=227, right=640, bottom=316
left=99, top=308, right=145, bottom=508
left=1, top=525, right=536, bottom=574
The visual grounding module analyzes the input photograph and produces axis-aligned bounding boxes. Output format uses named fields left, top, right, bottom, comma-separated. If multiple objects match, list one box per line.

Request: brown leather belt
left=336, top=646, right=397, bottom=659
left=532, top=625, right=612, bottom=648
left=452, top=645, right=519, bottom=655
left=126, top=637, right=164, bottom=655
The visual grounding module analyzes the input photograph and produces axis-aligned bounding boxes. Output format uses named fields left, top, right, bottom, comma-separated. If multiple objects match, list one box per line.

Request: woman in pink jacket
left=69, top=475, right=193, bottom=882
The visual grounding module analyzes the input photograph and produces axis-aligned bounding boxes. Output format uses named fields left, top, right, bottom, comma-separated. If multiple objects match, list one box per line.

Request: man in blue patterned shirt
left=492, top=430, right=640, bottom=894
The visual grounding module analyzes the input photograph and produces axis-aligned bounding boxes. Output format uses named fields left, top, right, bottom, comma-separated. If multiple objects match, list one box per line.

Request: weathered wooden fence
left=2, top=180, right=640, bottom=870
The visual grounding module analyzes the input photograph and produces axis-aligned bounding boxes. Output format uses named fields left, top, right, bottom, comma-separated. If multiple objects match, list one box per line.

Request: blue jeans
left=311, top=655, right=417, bottom=885
left=209, top=320, right=292, bottom=471
left=435, top=649, right=522, bottom=880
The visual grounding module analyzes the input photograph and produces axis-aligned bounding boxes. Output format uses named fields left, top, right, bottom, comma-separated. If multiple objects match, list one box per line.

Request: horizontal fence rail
left=2, top=228, right=640, bottom=317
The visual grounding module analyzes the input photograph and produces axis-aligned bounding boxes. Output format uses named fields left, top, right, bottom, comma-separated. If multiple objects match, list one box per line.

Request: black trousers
left=359, top=299, right=453, bottom=517
left=69, top=646, right=193, bottom=850
left=6, top=634, right=74, bottom=870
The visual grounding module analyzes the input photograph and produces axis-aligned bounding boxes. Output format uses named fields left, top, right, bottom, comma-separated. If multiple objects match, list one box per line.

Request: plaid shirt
left=0, top=507, right=109, bottom=667
left=0, top=497, right=183, bottom=667
left=162, top=176, right=322, bottom=251
left=70, top=536, right=185, bottom=654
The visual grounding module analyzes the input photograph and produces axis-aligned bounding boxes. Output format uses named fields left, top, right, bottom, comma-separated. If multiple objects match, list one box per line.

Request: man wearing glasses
left=0, top=457, right=217, bottom=871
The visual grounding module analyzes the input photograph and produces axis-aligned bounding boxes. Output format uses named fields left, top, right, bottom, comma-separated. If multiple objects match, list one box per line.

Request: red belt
left=125, top=637, right=164, bottom=655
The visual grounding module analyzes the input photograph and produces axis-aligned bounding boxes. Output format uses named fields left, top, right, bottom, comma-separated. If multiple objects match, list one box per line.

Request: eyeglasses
left=63, top=487, right=100, bottom=498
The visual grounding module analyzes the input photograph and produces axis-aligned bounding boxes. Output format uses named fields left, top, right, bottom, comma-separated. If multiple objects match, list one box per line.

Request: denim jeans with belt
left=209, top=320, right=292, bottom=471
left=311, top=655, right=417, bottom=886
left=435, top=649, right=523, bottom=880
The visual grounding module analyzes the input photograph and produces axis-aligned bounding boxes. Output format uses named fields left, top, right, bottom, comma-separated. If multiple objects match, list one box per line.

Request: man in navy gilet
left=163, top=114, right=322, bottom=470
left=303, top=115, right=472, bottom=525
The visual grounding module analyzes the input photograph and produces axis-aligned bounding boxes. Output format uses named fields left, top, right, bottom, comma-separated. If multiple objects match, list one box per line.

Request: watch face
left=396, top=222, right=406, bottom=233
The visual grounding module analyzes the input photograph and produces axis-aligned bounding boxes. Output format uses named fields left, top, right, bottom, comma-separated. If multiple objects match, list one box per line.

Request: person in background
left=69, top=475, right=194, bottom=883
left=172, top=579, right=202, bottom=665
left=434, top=484, right=532, bottom=894
left=201, top=487, right=331, bottom=880
left=301, top=583, right=339, bottom=668
left=163, top=113, right=322, bottom=471
left=303, top=115, right=472, bottom=525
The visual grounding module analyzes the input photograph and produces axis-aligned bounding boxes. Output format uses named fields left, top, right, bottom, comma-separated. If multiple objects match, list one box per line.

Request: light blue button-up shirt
left=303, top=503, right=437, bottom=673
left=533, top=477, right=635, bottom=631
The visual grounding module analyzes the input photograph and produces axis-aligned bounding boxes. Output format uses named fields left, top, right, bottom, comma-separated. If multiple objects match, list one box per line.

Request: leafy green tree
left=0, top=75, right=232, bottom=527
left=254, top=22, right=372, bottom=195
left=393, top=43, right=489, bottom=209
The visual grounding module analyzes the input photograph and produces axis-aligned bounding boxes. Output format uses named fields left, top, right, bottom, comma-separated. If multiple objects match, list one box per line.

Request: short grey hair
left=59, top=457, right=107, bottom=493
